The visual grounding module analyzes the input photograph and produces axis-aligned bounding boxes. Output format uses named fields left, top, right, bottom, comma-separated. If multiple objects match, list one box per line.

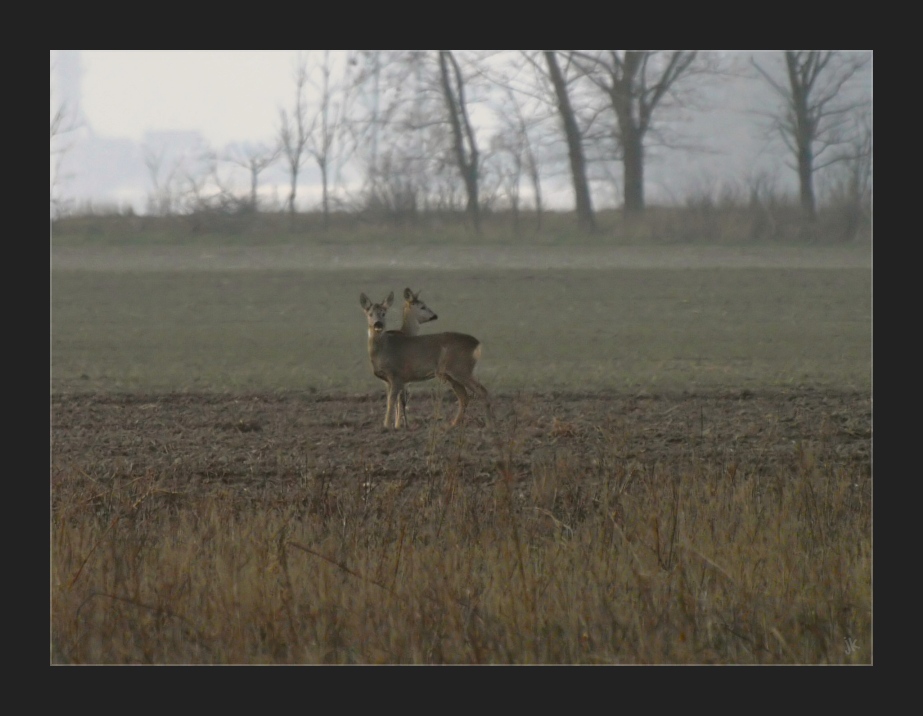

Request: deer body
left=384, top=288, right=438, bottom=426
left=360, top=291, right=489, bottom=429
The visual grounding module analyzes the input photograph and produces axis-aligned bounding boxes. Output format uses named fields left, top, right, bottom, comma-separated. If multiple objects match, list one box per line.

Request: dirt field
left=51, top=387, right=871, bottom=504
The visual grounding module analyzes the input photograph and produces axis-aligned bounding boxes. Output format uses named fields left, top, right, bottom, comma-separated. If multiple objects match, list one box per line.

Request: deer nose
left=373, top=321, right=384, bottom=330
left=432, top=314, right=438, bottom=320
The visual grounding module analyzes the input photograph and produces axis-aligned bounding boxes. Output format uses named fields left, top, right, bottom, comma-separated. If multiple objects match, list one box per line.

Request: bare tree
left=304, top=51, right=355, bottom=229
left=50, top=55, right=81, bottom=146
left=474, top=51, right=556, bottom=230
left=543, top=51, right=596, bottom=230
left=177, top=147, right=219, bottom=214
left=347, top=51, right=417, bottom=217
left=142, top=138, right=215, bottom=216
left=507, top=88, right=544, bottom=230
left=438, top=50, right=481, bottom=232
left=50, top=58, right=82, bottom=218
left=143, top=147, right=179, bottom=216
left=487, top=83, right=546, bottom=234
left=843, top=105, right=872, bottom=211
left=278, top=54, right=312, bottom=224
left=348, top=51, right=479, bottom=222
left=822, top=103, right=872, bottom=240
left=572, top=50, right=701, bottom=217
left=753, top=50, right=871, bottom=220
left=50, top=101, right=75, bottom=144
left=224, top=141, right=280, bottom=212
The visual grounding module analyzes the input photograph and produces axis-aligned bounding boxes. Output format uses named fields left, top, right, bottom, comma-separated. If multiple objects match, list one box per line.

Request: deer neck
left=401, top=306, right=420, bottom=336
left=368, top=325, right=388, bottom=367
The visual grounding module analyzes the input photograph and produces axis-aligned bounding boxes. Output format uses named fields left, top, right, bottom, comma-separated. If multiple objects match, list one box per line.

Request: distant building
left=52, top=51, right=211, bottom=214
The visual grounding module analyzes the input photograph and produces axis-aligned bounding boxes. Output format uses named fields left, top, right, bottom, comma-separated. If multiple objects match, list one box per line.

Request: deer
left=359, top=291, right=490, bottom=430
left=391, top=287, right=438, bottom=338
left=386, top=288, right=439, bottom=426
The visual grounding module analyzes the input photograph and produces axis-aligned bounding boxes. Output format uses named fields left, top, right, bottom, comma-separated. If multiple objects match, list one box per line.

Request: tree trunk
left=785, top=52, right=818, bottom=221
left=544, top=51, right=595, bottom=232
left=287, top=168, right=298, bottom=230
left=321, top=161, right=330, bottom=229
left=460, top=163, right=479, bottom=232
left=797, top=143, right=816, bottom=220
left=250, top=167, right=258, bottom=211
left=288, top=166, right=298, bottom=216
left=622, top=124, right=644, bottom=216
left=439, top=51, right=480, bottom=233
left=528, top=155, right=543, bottom=232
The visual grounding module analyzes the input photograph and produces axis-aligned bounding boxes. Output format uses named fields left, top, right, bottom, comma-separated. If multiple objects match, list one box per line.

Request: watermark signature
left=844, top=637, right=859, bottom=655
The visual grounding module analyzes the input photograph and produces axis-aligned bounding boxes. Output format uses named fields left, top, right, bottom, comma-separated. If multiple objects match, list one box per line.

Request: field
left=51, top=239, right=872, bottom=664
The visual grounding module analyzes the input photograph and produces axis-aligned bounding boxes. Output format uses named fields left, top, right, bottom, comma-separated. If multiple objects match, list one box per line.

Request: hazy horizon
left=50, top=50, right=872, bottom=216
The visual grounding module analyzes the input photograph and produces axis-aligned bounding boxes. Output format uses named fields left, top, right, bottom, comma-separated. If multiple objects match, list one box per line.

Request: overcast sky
left=71, top=50, right=305, bottom=146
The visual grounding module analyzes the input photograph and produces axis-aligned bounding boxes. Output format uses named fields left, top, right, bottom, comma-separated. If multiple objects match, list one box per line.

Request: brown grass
left=51, top=394, right=871, bottom=665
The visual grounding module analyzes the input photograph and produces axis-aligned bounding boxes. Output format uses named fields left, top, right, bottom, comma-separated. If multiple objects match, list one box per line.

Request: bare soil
left=51, top=388, right=871, bottom=505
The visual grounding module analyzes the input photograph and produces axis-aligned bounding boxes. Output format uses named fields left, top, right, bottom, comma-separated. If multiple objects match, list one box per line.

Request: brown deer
left=360, top=291, right=490, bottom=429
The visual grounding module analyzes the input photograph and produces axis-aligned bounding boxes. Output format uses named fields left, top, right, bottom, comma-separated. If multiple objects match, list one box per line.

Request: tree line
left=51, top=51, right=872, bottom=233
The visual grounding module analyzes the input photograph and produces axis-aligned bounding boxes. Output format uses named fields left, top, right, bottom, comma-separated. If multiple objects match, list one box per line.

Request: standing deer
left=360, top=291, right=490, bottom=429
left=387, top=288, right=438, bottom=426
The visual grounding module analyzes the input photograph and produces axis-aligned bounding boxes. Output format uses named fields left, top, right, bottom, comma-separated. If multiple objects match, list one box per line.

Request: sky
left=75, top=50, right=307, bottom=146
left=51, top=50, right=872, bottom=215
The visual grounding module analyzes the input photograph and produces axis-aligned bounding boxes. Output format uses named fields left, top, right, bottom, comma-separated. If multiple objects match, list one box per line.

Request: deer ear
left=360, top=293, right=370, bottom=309
left=404, top=287, right=413, bottom=300
left=384, top=291, right=394, bottom=308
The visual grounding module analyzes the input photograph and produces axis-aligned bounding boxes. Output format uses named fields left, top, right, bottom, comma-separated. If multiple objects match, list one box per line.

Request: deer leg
left=397, top=388, right=411, bottom=429
left=465, top=377, right=492, bottom=423
left=385, top=381, right=402, bottom=429
left=383, top=386, right=394, bottom=429
left=393, top=381, right=409, bottom=429
left=445, top=376, right=469, bottom=427
left=392, top=387, right=403, bottom=428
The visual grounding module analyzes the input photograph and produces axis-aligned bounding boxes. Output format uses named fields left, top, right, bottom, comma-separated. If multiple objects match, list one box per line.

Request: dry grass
left=51, top=417, right=870, bottom=665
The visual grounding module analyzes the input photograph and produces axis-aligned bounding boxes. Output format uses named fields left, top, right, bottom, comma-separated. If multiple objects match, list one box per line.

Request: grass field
left=50, top=239, right=872, bottom=664
left=51, top=255, right=871, bottom=395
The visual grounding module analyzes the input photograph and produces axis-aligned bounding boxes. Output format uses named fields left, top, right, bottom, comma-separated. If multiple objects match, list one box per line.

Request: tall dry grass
left=51, top=425, right=871, bottom=664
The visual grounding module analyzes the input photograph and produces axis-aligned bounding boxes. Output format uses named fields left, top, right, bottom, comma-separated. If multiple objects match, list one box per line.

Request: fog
left=50, top=50, right=871, bottom=217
